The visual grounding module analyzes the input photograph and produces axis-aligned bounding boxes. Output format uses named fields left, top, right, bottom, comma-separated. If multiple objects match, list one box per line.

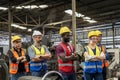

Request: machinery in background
left=107, top=49, right=120, bottom=80
left=19, top=71, right=64, bottom=80
left=0, top=59, right=9, bottom=80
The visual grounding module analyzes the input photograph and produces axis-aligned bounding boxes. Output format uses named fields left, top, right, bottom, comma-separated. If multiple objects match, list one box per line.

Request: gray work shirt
left=28, top=45, right=50, bottom=60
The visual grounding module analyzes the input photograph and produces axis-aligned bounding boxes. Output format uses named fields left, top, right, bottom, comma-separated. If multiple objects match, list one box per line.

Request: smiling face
left=89, top=36, right=98, bottom=45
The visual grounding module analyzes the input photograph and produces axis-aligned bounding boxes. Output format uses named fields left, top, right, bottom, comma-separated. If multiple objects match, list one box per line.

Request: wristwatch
left=39, top=55, right=42, bottom=58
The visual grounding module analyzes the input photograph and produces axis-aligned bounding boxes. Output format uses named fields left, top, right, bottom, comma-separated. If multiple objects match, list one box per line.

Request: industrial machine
left=19, top=71, right=64, bottom=80
left=106, top=49, right=120, bottom=80
left=0, top=59, right=9, bottom=80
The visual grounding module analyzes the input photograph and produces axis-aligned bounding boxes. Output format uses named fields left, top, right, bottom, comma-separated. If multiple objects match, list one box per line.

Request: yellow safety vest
left=31, top=45, right=45, bottom=55
left=84, top=45, right=102, bottom=73
left=30, top=45, right=47, bottom=72
left=87, top=45, right=101, bottom=56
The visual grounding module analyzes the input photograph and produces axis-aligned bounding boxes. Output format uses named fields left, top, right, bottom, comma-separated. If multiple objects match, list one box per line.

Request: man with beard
left=28, top=30, right=51, bottom=77
left=56, top=26, right=79, bottom=80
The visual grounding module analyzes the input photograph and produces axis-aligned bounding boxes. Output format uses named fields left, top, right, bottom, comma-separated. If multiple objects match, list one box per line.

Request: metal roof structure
left=0, top=0, right=120, bottom=34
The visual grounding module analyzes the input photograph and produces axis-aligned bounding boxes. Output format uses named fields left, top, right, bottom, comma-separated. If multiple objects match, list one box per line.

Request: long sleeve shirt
left=8, top=48, right=30, bottom=73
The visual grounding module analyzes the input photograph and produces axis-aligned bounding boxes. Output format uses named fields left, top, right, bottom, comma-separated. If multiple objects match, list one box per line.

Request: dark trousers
left=61, top=73, right=76, bottom=80
left=84, top=72, right=103, bottom=80
left=102, top=67, right=107, bottom=80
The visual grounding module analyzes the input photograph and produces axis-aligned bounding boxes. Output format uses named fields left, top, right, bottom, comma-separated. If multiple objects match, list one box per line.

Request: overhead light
left=16, top=6, right=23, bottom=9
left=64, top=9, right=84, bottom=17
left=85, top=20, right=97, bottom=23
left=11, top=24, right=27, bottom=30
left=39, top=5, right=48, bottom=8
left=83, top=17, right=91, bottom=20
left=16, top=5, right=48, bottom=9
left=64, top=9, right=72, bottom=15
left=24, top=5, right=38, bottom=9
left=0, top=7, right=8, bottom=10
left=28, top=29, right=32, bottom=32
left=65, top=9, right=97, bottom=23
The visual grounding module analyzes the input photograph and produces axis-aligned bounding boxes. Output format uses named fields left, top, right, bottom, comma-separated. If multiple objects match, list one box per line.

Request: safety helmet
left=12, top=35, right=21, bottom=42
left=32, top=30, right=43, bottom=37
left=59, top=26, right=71, bottom=35
left=95, top=30, right=102, bottom=36
left=88, top=31, right=97, bottom=38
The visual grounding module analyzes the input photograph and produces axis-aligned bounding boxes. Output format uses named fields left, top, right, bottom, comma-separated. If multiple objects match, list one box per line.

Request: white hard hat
left=32, top=30, right=43, bottom=37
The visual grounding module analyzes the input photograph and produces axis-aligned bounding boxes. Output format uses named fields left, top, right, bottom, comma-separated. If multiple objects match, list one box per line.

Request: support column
left=8, top=4, right=12, bottom=49
left=112, top=23, right=115, bottom=48
left=72, top=0, right=77, bottom=72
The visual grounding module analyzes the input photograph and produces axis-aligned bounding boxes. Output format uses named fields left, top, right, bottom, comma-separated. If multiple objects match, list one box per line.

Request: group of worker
left=8, top=30, right=51, bottom=80
left=7, top=26, right=109, bottom=80
left=56, top=26, right=109, bottom=80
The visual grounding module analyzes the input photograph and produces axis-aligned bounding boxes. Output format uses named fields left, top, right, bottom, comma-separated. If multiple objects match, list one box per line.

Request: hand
left=21, top=58, right=27, bottom=62
left=71, top=54, right=78, bottom=60
left=22, top=56, right=26, bottom=59
left=39, top=55, right=43, bottom=59
left=17, top=56, right=24, bottom=61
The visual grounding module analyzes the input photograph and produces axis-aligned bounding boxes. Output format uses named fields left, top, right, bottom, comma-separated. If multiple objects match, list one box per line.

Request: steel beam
left=28, top=14, right=38, bottom=25
left=14, top=15, right=25, bottom=24
left=8, top=4, right=12, bottom=49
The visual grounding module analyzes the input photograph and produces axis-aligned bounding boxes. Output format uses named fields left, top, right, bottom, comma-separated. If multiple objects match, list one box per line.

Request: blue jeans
left=61, top=73, right=76, bottom=80
left=11, top=72, right=25, bottom=80
left=32, top=70, right=46, bottom=77
left=84, top=72, right=103, bottom=80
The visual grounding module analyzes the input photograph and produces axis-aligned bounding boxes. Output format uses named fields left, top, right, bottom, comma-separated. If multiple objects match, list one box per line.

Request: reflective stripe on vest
left=84, top=65, right=102, bottom=68
left=84, top=45, right=102, bottom=73
left=58, top=43, right=74, bottom=72
left=30, top=45, right=47, bottom=71
left=9, top=48, right=29, bottom=74
left=59, top=63, right=73, bottom=66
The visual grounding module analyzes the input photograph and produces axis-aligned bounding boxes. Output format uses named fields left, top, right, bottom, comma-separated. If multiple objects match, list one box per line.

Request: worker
left=56, top=26, right=80, bottom=80
left=84, top=31, right=105, bottom=80
left=8, top=35, right=30, bottom=80
left=28, top=30, right=51, bottom=77
left=96, top=30, right=109, bottom=80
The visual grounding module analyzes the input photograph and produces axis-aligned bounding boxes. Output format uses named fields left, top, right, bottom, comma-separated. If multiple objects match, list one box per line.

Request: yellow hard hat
left=12, top=35, right=21, bottom=42
left=88, top=31, right=97, bottom=38
left=59, top=26, right=71, bottom=35
left=95, top=30, right=102, bottom=36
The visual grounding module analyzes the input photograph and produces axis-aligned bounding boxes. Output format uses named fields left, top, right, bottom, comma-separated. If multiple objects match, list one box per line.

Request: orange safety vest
left=58, top=43, right=74, bottom=72
left=9, top=48, right=29, bottom=74
left=101, top=45, right=109, bottom=68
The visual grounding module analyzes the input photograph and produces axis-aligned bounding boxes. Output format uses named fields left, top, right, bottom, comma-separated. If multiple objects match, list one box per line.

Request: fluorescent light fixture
left=11, top=24, right=27, bottom=30
left=64, top=9, right=72, bottom=15
left=65, top=9, right=97, bottom=23
left=0, top=7, right=8, bottom=10
left=24, top=5, right=38, bottom=9
left=85, top=19, right=97, bottom=23
left=28, top=29, right=32, bottom=32
left=15, top=5, right=48, bottom=9
left=39, top=5, right=48, bottom=8
left=16, top=6, right=23, bottom=9
left=64, top=9, right=84, bottom=17
left=83, top=17, right=91, bottom=20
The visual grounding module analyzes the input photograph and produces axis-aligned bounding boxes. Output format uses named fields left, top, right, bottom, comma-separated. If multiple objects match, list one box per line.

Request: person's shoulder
left=55, top=43, right=63, bottom=50
left=28, top=45, right=33, bottom=48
